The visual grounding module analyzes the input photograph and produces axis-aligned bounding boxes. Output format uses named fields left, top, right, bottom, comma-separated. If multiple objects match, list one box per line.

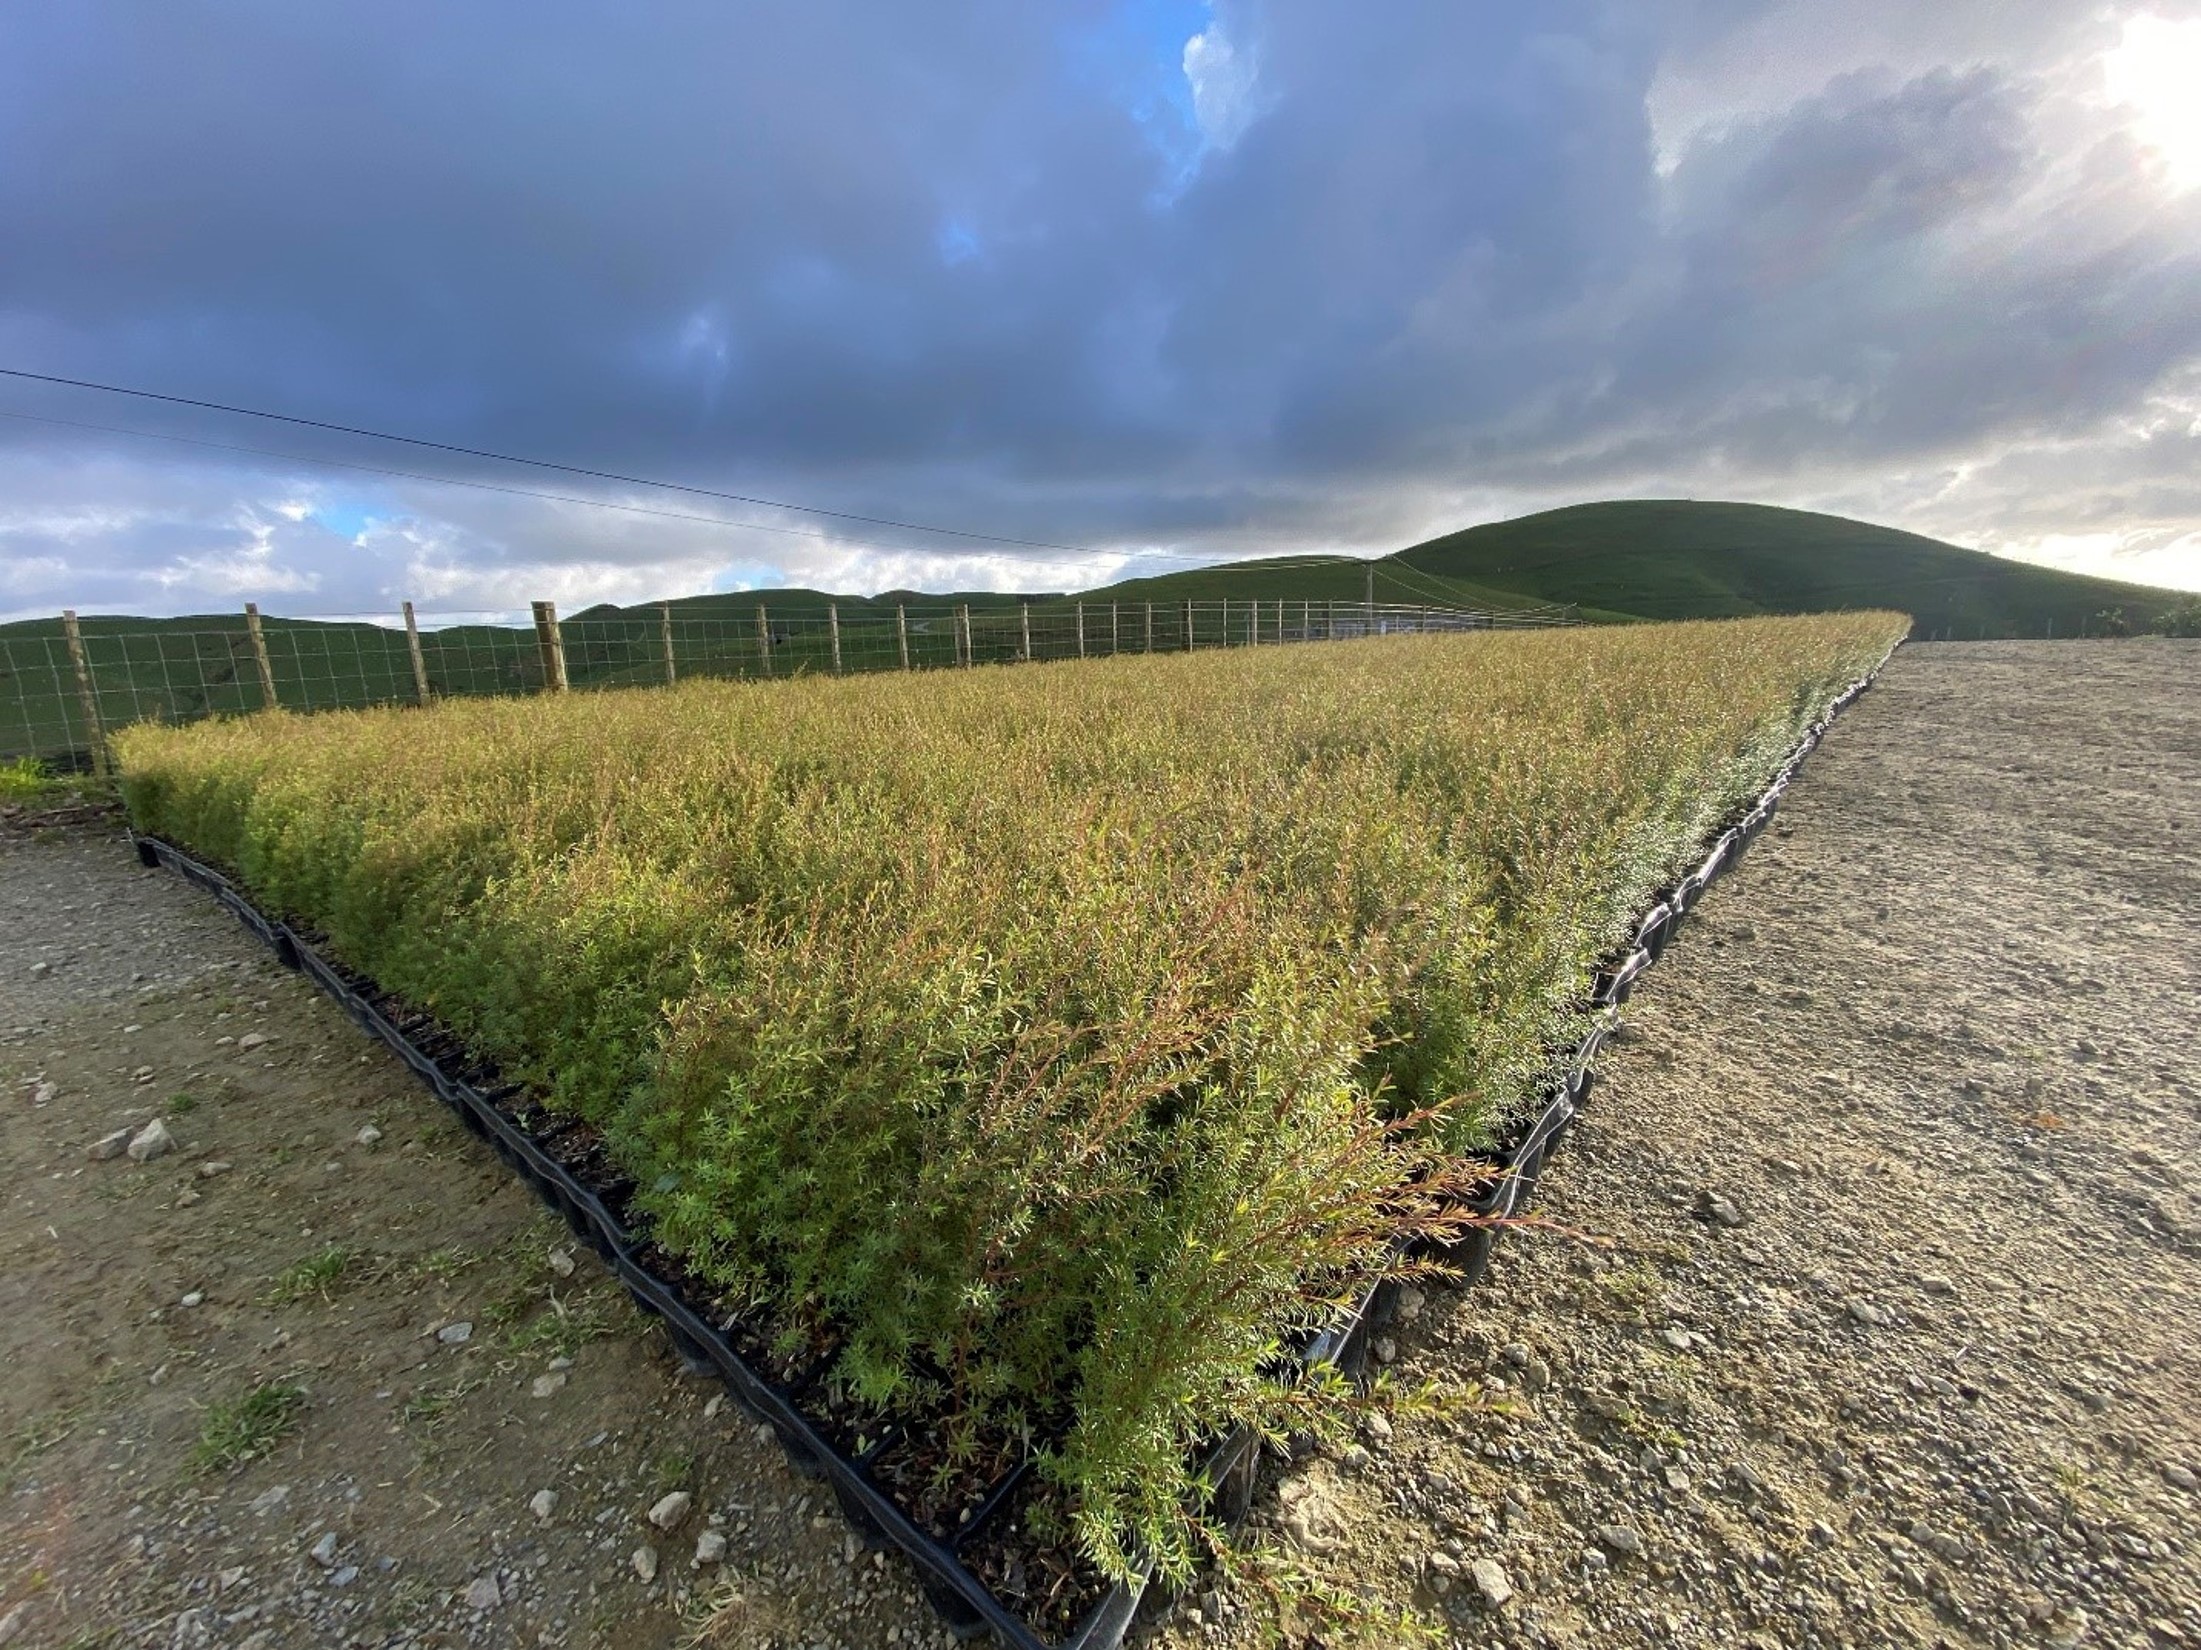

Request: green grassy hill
left=1384, top=500, right=2184, bottom=638
left=9, top=498, right=2189, bottom=763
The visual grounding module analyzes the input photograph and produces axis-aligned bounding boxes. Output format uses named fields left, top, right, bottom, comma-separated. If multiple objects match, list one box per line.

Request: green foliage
left=2154, top=597, right=2201, bottom=638
left=2094, top=606, right=2132, bottom=638
left=265, top=1243, right=362, bottom=1304
left=0, top=756, right=60, bottom=799
left=116, top=614, right=1902, bottom=1580
left=190, top=1382, right=305, bottom=1474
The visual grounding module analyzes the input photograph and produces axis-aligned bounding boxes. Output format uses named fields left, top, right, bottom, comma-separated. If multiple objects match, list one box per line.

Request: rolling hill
left=1382, top=500, right=2185, bottom=639
left=8, top=499, right=2190, bottom=763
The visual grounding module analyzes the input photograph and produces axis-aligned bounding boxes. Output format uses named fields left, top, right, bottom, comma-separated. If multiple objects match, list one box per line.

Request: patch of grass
left=0, top=756, right=63, bottom=800
left=1597, top=1264, right=1665, bottom=1314
left=501, top=1285, right=623, bottom=1359
left=409, top=1243, right=482, bottom=1285
left=1, top=1403, right=91, bottom=1496
left=401, top=1371, right=487, bottom=1435
left=166, top=1091, right=199, bottom=1116
left=647, top=1443, right=697, bottom=1497
left=265, top=1243, right=365, bottom=1304
left=190, top=1382, right=305, bottom=1474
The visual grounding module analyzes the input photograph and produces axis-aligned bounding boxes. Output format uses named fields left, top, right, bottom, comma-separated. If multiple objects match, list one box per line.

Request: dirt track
left=4, top=639, right=2197, bottom=1650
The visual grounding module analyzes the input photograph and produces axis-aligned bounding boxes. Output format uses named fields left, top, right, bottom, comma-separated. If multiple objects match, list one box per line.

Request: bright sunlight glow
left=2103, top=13, right=2201, bottom=190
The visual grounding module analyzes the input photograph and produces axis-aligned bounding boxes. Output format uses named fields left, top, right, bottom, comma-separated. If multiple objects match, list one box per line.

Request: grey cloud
left=0, top=0, right=2197, bottom=617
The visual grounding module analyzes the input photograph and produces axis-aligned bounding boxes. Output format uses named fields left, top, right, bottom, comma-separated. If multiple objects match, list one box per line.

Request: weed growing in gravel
left=190, top=1382, right=305, bottom=1474
left=266, top=1243, right=364, bottom=1303
left=0, top=1402, right=92, bottom=1496
left=648, top=1443, right=699, bottom=1495
left=401, top=1371, right=488, bottom=1434
left=408, top=1242, right=482, bottom=1284
left=501, top=1286, right=622, bottom=1359
left=119, top=613, right=1902, bottom=1580
left=1201, top=1526, right=1448, bottom=1646
left=165, top=1091, right=198, bottom=1116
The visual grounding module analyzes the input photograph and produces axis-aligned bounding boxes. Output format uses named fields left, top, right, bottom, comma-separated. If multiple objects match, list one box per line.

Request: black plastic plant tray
left=127, top=649, right=1890, bottom=1649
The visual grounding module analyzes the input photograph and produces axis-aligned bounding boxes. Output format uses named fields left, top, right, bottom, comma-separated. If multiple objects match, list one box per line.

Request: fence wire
left=0, top=597, right=1572, bottom=768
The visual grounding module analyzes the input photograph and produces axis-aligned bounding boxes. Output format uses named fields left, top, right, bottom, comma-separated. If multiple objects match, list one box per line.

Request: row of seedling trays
left=131, top=657, right=1887, bottom=1649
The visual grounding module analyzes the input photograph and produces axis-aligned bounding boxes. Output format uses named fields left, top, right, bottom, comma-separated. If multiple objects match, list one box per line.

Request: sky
left=2, top=0, right=2199, bottom=621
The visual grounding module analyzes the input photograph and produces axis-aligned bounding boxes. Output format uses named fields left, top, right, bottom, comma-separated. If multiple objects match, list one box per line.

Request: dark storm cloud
left=0, top=0, right=2197, bottom=615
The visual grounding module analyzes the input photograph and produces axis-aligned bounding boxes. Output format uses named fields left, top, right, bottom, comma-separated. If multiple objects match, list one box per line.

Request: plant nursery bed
left=125, top=642, right=1884, bottom=1645
left=119, top=619, right=1897, bottom=1646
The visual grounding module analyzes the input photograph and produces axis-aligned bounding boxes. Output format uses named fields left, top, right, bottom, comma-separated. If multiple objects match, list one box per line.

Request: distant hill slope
left=1390, top=500, right=2184, bottom=638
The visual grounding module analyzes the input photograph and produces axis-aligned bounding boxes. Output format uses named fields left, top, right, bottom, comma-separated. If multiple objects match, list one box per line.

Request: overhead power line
left=0, top=364, right=1473, bottom=594
left=0, top=403, right=1348, bottom=580
left=0, top=364, right=1103, bottom=555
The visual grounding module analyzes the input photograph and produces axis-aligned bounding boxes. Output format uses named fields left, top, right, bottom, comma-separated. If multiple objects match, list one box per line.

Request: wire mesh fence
left=1, top=596, right=1573, bottom=770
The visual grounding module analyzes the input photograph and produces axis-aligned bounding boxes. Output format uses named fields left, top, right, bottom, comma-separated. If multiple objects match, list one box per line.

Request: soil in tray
left=961, top=1471, right=1114, bottom=1642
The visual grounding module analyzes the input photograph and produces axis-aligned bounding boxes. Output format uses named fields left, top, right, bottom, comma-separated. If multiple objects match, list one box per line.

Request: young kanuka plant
left=117, top=613, right=1903, bottom=1580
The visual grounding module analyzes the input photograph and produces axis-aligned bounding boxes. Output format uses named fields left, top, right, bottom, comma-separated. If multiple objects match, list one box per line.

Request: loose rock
left=463, top=1574, right=501, bottom=1610
left=1596, top=1523, right=1645, bottom=1557
left=694, top=1529, right=728, bottom=1566
left=125, top=1118, right=174, bottom=1162
left=647, top=1490, right=693, bottom=1530
left=632, top=1545, right=659, bottom=1583
left=436, top=1321, right=473, bottom=1345
left=529, top=1489, right=558, bottom=1522
left=1469, top=1557, right=1514, bottom=1607
left=86, top=1127, right=132, bottom=1161
left=1695, top=1189, right=1747, bottom=1227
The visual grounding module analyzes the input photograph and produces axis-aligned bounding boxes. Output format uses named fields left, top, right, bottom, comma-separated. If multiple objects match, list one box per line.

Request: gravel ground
left=4, top=638, right=2196, bottom=1650
left=0, top=832, right=950, bottom=1647
left=1149, top=639, right=2201, bottom=1650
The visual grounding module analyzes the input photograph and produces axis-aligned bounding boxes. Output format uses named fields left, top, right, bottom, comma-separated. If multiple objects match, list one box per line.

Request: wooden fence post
left=958, top=604, right=972, bottom=667
left=1300, top=599, right=1310, bottom=642
left=401, top=601, right=431, bottom=704
left=660, top=602, right=677, bottom=685
left=756, top=603, right=774, bottom=677
left=896, top=603, right=911, bottom=670
left=1275, top=599, right=1284, bottom=643
left=1183, top=599, right=1194, bottom=650
left=531, top=601, right=568, bottom=692
left=1144, top=601, right=1154, bottom=652
left=243, top=603, right=279, bottom=709
left=1221, top=597, right=1229, bottom=646
left=59, top=609, right=110, bottom=782
left=828, top=602, right=843, bottom=673
left=1020, top=600, right=1033, bottom=663
left=1076, top=602, right=1086, bottom=660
